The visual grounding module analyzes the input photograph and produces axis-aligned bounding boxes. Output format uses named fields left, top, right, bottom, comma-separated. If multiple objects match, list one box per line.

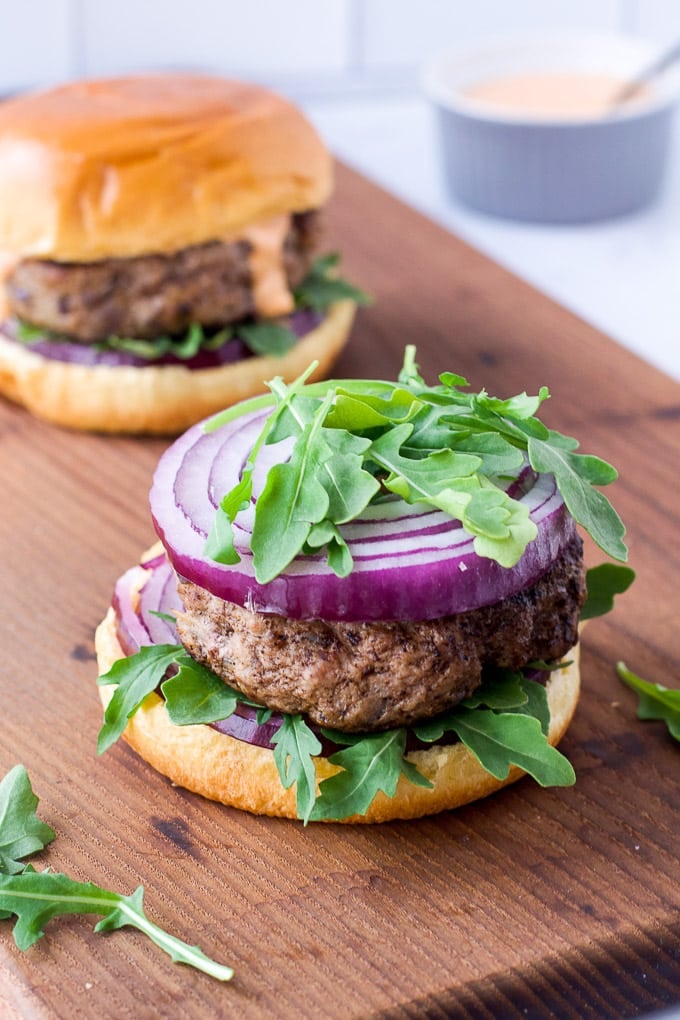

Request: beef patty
left=6, top=211, right=321, bottom=342
left=175, top=534, right=585, bottom=733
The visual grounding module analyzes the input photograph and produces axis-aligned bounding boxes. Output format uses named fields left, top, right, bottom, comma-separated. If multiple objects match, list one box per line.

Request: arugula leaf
left=370, top=426, right=536, bottom=566
left=458, top=672, right=529, bottom=712
left=99, top=323, right=231, bottom=362
left=369, top=423, right=482, bottom=500
left=294, top=252, right=372, bottom=311
left=270, top=715, right=322, bottom=824
left=239, top=321, right=297, bottom=357
left=97, top=644, right=183, bottom=754
left=161, top=656, right=239, bottom=725
left=527, top=438, right=627, bottom=561
left=305, top=520, right=354, bottom=577
left=617, top=663, right=680, bottom=741
left=581, top=563, right=636, bottom=620
left=0, top=765, right=233, bottom=978
left=474, top=387, right=550, bottom=421
left=250, top=392, right=336, bottom=581
left=310, top=730, right=432, bottom=822
left=447, top=709, right=575, bottom=786
left=203, top=362, right=321, bottom=564
left=513, top=676, right=551, bottom=737
left=0, top=766, right=54, bottom=880
left=0, top=870, right=233, bottom=980
left=204, top=472, right=252, bottom=565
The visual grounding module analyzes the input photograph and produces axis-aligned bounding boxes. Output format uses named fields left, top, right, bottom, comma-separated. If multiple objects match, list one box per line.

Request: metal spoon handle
left=612, top=40, right=680, bottom=103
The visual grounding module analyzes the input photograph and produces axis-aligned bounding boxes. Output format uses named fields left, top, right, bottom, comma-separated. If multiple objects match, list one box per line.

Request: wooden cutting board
left=1, top=164, right=678, bottom=1019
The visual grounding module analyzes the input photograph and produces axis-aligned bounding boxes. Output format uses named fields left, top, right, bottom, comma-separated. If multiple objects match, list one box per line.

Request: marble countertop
left=305, top=94, right=680, bottom=383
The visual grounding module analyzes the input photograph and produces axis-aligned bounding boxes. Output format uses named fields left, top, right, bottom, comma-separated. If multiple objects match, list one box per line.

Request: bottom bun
left=0, top=299, right=355, bottom=434
left=95, top=606, right=581, bottom=824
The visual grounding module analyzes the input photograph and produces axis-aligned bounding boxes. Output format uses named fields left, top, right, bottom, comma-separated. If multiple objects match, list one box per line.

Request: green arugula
left=310, top=730, right=433, bottom=822
left=617, top=663, right=680, bottom=741
left=293, top=252, right=372, bottom=311
left=271, top=715, right=322, bottom=824
left=97, top=646, right=575, bottom=822
left=0, top=766, right=55, bottom=881
left=206, top=345, right=628, bottom=579
left=162, top=656, right=239, bottom=725
left=582, top=563, right=636, bottom=620
left=411, top=672, right=574, bottom=786
left=15, top=253, right=368, bottom=362
left=97, top=644, right=183, bottom=754
left=0, top=766, right=233, bottom=979
left=438, top=711, right=574, bottom=786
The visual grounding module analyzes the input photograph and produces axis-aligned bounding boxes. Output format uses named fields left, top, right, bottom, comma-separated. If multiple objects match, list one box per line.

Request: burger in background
left=0, top=74, right=366, bottom=433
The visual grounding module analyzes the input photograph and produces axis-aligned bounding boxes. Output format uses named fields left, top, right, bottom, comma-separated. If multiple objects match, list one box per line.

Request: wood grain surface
left=1, top=163, right=678, bottom=1019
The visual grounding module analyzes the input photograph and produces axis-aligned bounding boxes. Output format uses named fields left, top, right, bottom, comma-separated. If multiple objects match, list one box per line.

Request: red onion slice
left=1, top=308, right=322, bottom=369
left=150, top=406, right=575, bottom=622
left=112, top=557, right=182, bottom=655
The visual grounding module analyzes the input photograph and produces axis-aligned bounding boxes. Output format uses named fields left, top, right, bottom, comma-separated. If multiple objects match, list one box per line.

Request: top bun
left=0, top=74, right=332, bottom=262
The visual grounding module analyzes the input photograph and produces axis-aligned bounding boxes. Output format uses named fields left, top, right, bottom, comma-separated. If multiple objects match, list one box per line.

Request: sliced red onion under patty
left=0, top=308, right=322, bottom=369
left=150, top=405, right=575, bottom=622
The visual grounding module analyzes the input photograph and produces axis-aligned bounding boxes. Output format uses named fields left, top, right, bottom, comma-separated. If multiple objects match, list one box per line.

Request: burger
left=0, top=74, right=364, bottom=434
left=95, top=348, right=632, bottom=823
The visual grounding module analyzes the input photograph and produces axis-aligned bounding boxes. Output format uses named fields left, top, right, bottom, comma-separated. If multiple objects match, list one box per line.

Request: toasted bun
left=95, top=605, right=580, bottom=823
left=0, top=74, right=332, bottom=261
left=0, top=299, right=355, bottom=434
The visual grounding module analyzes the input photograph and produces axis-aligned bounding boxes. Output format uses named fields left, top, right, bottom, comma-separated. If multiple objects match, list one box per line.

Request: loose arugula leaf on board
left=310, top=730, right=432, bottom=822
left=161, top=656, right=239, bottom=725
left=581, top=563, right=636, bottom=621
left=0, top=766, right=55, bottom=879
left=617, top=663, right=680, bottom=742
left=96, top=644, right=183, bottom=754
left=271, top=715, right=322, bottom=825
left=0, top=871, right=233, bottom=980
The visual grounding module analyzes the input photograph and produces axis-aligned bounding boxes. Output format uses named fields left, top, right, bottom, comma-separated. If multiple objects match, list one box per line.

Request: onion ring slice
left=150, top=403, right=575, bottom=621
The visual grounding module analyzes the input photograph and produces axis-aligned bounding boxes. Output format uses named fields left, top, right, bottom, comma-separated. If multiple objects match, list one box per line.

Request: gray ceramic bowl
left=423, top=35, right=680, bottom=222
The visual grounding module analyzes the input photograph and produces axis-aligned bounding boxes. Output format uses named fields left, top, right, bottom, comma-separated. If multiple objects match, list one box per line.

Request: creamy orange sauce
left=241, top=214, right=294, bottom=318
left=463, top=72, right=652, bottom=119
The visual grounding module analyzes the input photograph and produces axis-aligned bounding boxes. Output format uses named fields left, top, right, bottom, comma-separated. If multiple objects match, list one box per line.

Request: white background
left=2, top=0, right=679, bottom=380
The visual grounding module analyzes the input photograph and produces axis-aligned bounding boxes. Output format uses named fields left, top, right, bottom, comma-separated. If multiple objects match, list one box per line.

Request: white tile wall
left=0, top=0, right=674, bottom=96
left=0, top=0, right=75, bottom=93
left=359, top=0, right=623, bottom=67
left=79, top=0, right=351, bottom=78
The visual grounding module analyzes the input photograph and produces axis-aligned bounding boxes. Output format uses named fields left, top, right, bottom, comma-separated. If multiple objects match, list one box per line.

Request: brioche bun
left=0, top=74, right=356, bottom=434
left=0, top=74, right=332, bottom=261
left=0, top=298, right=355, bottom=434
left=95, top=603, right=580, bottom=823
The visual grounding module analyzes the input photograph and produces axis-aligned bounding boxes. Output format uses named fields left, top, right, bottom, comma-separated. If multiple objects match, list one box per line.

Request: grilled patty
left=6, top=211, right=321, bottom=342
left=175, top=535, right=585, bottom=733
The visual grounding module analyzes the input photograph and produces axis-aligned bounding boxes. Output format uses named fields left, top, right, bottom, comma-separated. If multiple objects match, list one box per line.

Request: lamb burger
left=0, top=74, right=363, bottom=433
left=95, top=349, right=632, bottom=822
